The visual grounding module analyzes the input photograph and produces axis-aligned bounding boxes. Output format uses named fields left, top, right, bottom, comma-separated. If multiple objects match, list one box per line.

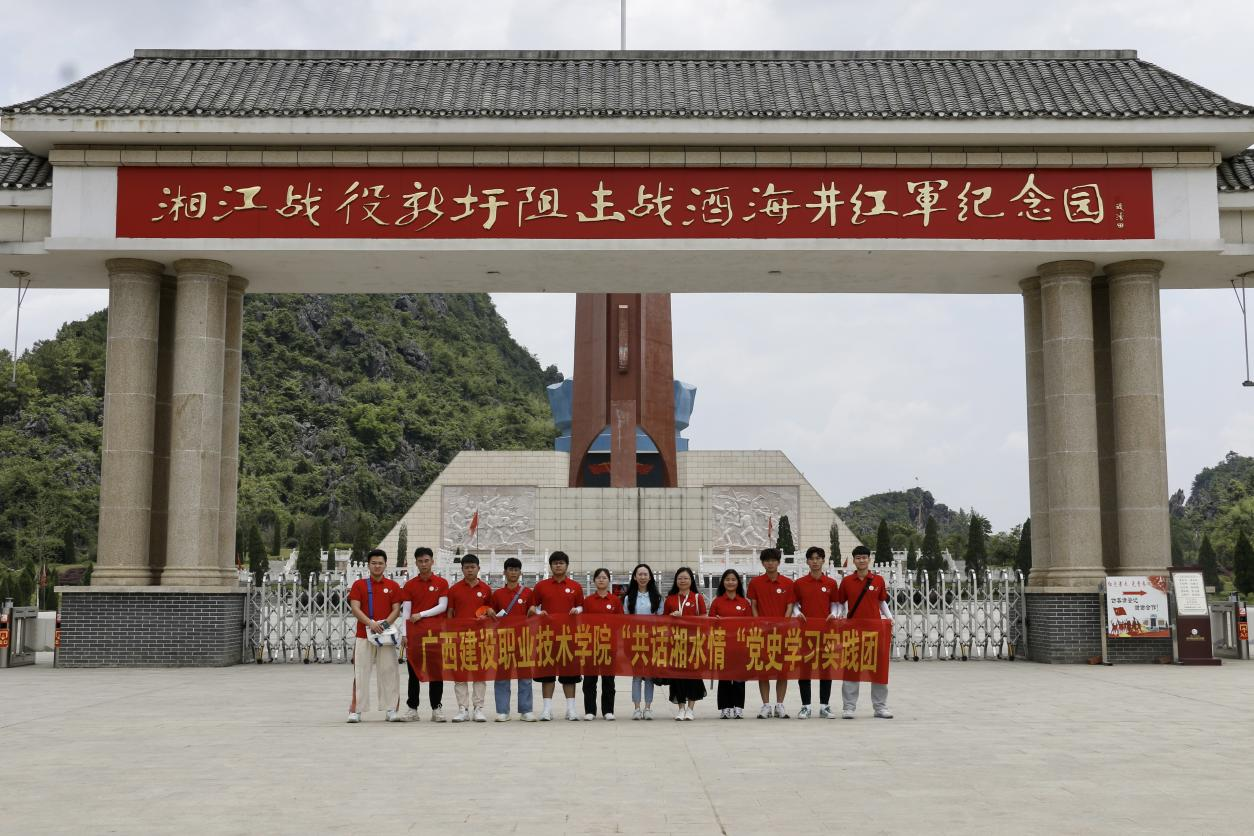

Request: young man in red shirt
left=791, top=545, right=840, bottom=719
left=835, top=544, right=893, bottom=720
left=490, top=556, right=536, bottom=722
left=747, top=547, right=794, bottom=718
left=400, top=546, right=449, bottom=722
left=347, top=549, right=403, bottom=723
left=528, top=550, right=585, bottom=720
left=446, top=554, right=494, bottom=722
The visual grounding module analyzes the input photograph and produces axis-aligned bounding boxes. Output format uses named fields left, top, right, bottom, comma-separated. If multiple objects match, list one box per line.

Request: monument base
left=56, top=586, right=245, bottom=667
left=1025, top=590, right=1103, bottom=664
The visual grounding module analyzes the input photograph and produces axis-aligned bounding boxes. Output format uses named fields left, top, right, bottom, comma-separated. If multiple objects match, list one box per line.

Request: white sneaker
left=521, top=712, right=537, bottom=722
left=643, top=708, right=654, bottom=720
left=566, top=709, right=580, bottom=721
left=400, top=707, right=420, bottom=722
left=584, top=712, right=595, bottom=721
left=734, top=707, right=744, bottom=719
left=874, top=708, right=894, bottom=719
left=757, top=704, right=772, bottom=719
left=819, top=705, right=835, bottom=719
left=385, top=709, right=399, bottom=722
left=451, top=708, right=469, bottom=723
left=842, top=708, right=855, bottom=719
left=604, top=713, right=615, bottom=721
left=797, top=706, right=811, bottom=719
left=632, top=708, right=644, bottom=720
left=684, top=707, right=694, bottom=721
left=346, top=712, right=361, bottom=724
left=495, top=713, right=510, bottom=722
left=775, top=703, right=790, bottom=719
left=719, top=708, right=729, bottom=719
left=539, top=709, right=552, bottom=721
left=432, top=707, right=446, bottom=723
left=473, top=708, right=487, bottom=722
left=674, top=709, right=684, bottom=721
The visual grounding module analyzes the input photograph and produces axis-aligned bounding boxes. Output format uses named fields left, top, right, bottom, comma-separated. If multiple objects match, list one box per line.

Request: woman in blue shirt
left=622, top=562, right=663, bottom=720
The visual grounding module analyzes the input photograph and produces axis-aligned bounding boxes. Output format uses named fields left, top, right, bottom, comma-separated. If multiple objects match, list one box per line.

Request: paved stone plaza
left=2, top=662, right=1252, bottom=834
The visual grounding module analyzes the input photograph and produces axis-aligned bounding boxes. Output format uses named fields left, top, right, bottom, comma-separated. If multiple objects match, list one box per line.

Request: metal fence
left=242, top=567, right=1026, bottom=664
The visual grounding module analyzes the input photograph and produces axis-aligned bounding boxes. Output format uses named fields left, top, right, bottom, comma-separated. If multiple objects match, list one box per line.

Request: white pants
left=351, top=638, right=399, bottom=714
left=455, top=680, right=487, bottom=710
left=841, top=679, right=888, bottom=712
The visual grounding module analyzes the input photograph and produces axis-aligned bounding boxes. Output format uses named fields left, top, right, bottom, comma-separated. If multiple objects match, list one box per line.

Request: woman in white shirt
left=621, top=563, right=663, bottom=720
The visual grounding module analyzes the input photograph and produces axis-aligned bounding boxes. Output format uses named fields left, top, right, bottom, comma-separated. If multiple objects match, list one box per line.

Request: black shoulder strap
left=848, top=574, right=873, bottom=618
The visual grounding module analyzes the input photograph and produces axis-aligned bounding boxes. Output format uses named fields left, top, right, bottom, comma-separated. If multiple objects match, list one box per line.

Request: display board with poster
left=1171, top=572, right=1209, bottom=616
left=1105, top=576, right=1170, bottom=638
left=1169, top=569, right=1221, bottom=665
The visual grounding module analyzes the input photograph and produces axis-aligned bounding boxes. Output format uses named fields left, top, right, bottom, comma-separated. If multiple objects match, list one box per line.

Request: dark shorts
left=533, top=675, right=582, bottom=685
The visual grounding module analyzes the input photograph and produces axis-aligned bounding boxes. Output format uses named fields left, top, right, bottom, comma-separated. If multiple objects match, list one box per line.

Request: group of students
left=346, top=544, right=892, bottom=723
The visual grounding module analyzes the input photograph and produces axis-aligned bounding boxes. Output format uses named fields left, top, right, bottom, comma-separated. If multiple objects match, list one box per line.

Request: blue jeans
left=631, top=676, right=654, bottom=705
left=494, top=678, right=534, bottom=715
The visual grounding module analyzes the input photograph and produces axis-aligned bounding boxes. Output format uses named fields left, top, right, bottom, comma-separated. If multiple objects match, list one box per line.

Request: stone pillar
left=1091, top=277, right=1121, bottom=573
left=93, top=259, right=164, bottom=587
left=216, top=276, right=248, bottom=577
left=1038, top=260, right=1106, bottom=589
left=147, top=276, right=177, bottom=582
left=1019, top=277, right=1052, bottom=587
left=161, top=259, right=232, bottom=586
left=1104, top=259, right=1171, bottom=575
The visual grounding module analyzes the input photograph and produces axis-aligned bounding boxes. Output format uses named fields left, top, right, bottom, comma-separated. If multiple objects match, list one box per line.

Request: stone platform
left=2, top=661, right=1252, bottom=834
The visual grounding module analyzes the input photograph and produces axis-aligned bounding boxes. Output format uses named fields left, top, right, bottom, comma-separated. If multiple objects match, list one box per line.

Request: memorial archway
left=3, top=48, right=1253, bottom=665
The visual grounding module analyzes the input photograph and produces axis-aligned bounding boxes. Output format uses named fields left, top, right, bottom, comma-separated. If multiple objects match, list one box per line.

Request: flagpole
left=621, top=0, right=626, bottom=50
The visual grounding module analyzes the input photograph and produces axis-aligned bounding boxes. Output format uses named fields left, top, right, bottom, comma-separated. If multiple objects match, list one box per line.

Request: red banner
left=405, top=614, right=890, bottom=684
left=117, top=166, right=1152, bottom=240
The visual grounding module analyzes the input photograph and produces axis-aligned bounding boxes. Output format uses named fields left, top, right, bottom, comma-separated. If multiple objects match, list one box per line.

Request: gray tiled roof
left=3, top=49, right=1250, bottom=120
left=1218, top=150, right=1254, bottom=191
left=0, top=148, right=51, bottom=189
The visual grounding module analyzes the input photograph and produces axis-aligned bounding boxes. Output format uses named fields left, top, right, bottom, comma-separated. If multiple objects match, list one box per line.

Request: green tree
left=1197, top=534, right=1220, bottom=590
left=874, top=518, right=893, bottom=566
left=320, top=516, right=332, bottom=552
left=1233, top=531, right=1254, bottom=596
left=396, top=524, right=408, bottom=569
left=775, top=515, right=795, bottom=556
left=350, top=514, right=371, bottom=565
left=60, top=526, right=76, bottom=564
left=269, top=518, right=281, bottom=557
left=1015, top=518, right=1033, bottom=581
left=920, top=516, right=944, bottom=584
left=295, top=519, right=323, bottom=584
left=828, top=520, right=841, bottom=565
left=247, top=521, right=269, bottom=585
left=963, top=512, right=990, bottom=581
left=905, top=538, right=918, bottom=572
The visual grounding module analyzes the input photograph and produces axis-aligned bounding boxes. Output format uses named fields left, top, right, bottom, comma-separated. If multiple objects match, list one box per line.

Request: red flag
left=1113, top=606, right=1127, bottom=616
left=468, top=511, right=479, bottom=538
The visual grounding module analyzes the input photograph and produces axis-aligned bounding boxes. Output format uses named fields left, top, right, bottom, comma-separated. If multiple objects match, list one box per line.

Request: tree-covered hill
left=836, top=487, right=966, bottom=549
left=0, top=292, right=559, bottom=572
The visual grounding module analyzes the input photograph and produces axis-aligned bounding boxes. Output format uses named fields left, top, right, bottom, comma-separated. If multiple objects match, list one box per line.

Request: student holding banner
left=663, top=566, right=708, bottom=720
left=836, top=545, right=894, bottom=720
left=400, top=546, right=449, bottom=722
left=623, top=563, right=664, bottom=720
left=747, top=547, right=794, bottom=718
left=528, top=551, right=585, bottom=721
left=446, top=554, right=494, bottom=722
left=346, top=549, right=402, bottom=724
left=792, top=546, right=839, bottom=719
left=490, top=557, right=536, bottom=722
left=582, top=567, right=622, bottom=720
left=709, top=568, right=752, bottom=719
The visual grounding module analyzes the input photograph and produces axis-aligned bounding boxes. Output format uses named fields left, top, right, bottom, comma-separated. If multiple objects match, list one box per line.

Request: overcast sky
left=3, top=1, right=1253, bottom=531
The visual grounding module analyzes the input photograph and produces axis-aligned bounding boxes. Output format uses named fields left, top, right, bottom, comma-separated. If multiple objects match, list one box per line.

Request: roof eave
left=5, top=113, right=1254, bottom=157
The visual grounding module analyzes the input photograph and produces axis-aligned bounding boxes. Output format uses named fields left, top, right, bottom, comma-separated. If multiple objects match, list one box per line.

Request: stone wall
left=1025, top=592, right=1103, bottom=664
left=57, top=588, right=244, bottom=667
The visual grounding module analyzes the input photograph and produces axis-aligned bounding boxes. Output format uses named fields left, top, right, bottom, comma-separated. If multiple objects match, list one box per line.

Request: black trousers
left=717, top=680, right=746, bottom=710
left=406, top=663, right=444, bottom=710
left=798, top=678, right=832, bottom=706
left=582, top=675, right=615, bottom=716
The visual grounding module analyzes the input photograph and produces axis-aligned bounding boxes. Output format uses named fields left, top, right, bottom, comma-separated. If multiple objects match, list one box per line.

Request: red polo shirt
left=403, top=573, right=450, bottom=616
left=489, top=584, right=533, bottom=624
left=447, top=578, right=494, bottom=619
left=664, top=593, right=707, bottom=617
left=584, top=591, right=624, bottom=614
left=836, top=571, right=889, bottom=620
left=532, top=576, right=584, bottom=614
left=348, top=576, right=402, bottom=639
left=709, top=594, right=753, bottom=618
left=747, top=573, right=795, bottom=617
left=793, top=573, right=838, bottom=618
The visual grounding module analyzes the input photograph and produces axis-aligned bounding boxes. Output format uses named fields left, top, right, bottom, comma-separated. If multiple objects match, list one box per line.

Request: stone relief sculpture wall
left=441, top=486, right=537, bottom=552
left=709, top=485, right=800, bottom=552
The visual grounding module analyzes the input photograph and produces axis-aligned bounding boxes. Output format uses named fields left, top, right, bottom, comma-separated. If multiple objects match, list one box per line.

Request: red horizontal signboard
left=117, top=166, right=1153, bottom=240
left=405, top=613, right=891, bottom=684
